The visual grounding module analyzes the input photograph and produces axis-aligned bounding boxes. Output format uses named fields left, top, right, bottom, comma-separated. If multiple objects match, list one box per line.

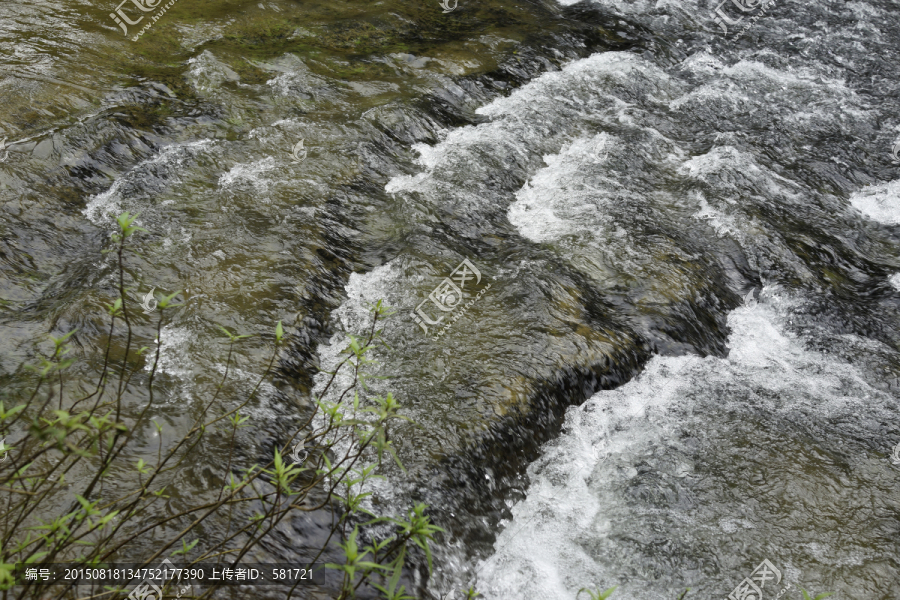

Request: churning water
left=2, top=0, right=900, bottom=596
left=476, top=294, right=900, bottom=599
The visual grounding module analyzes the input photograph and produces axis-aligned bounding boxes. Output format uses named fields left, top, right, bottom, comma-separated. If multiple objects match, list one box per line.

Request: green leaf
left=217, top=325, right=251, bottom=342
left=23, top=552, right=49, bottom=564
left=0, top=401, right=26, bottom=421
left=0, top=563, right=15, bottom=590
left=105, top=297, right=123, bottom=316
left=116, top=211, right=147, bottom=238
left=387, top=547, right=404, bottom=593
left=801, top=592, right=834, bottom=600
left=171, top=537, right=199, bottom=557
left=463, top=587, right=482, bottom=600
left=50, top=329, right=78, bottom=349
left=577, top=586, right=617, bottom=600
left=158, top=290, right=182, bottom=309
left=74, top=495, right=100, bottom=517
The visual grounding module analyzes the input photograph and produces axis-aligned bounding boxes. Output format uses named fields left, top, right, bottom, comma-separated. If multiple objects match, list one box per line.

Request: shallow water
left=2, top=0, right=900, bottom=597
left=476, top=294, right=900, bottom=598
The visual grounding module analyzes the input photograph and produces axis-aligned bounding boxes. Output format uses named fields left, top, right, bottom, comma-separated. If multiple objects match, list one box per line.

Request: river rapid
left=1, top=0, right=899, bottom=598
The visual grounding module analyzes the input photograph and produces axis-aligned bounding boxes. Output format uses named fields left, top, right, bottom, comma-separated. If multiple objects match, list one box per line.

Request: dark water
left=1, top=0, right=900, bottom=598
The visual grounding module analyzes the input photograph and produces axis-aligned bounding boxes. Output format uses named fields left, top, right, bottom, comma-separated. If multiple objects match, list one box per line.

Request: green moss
left=112, top=0, right=563, bottom=87
left=110, top=101, right=177, bottom=131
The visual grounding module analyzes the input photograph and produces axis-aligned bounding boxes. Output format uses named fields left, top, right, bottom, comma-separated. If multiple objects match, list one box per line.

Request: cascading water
left=1, top=0, right=899, bottom=597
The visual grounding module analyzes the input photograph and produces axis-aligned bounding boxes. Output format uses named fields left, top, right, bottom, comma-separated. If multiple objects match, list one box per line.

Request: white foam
left=889, top=273, right=900, bottom=292
left=82, top=140, right=213, bottom=225
left=148, top=324, right=193, bottom=379
left=217, top=156, right=277, bottom=193
left=186, top=50, right=240, bottom=93
left=692, top=192, right=741, bottom=239
left=262, top=54, right=338, bottom=100
left=305, top=261, right=419, bottom=521
left=848, top=180, right=900, bottom=225
left=507, top=134, right=617, bottom=243
left=384, top=51, right=669, bottom=205
left=476, top=291, right=895, bottom=599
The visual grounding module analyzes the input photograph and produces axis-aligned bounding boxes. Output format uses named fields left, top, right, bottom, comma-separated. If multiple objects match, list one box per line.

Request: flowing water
left=2, top=0, right=900, bottom=597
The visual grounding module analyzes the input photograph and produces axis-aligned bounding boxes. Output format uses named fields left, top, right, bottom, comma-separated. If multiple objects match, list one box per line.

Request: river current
left=1, top=0, right=899, bottom=598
